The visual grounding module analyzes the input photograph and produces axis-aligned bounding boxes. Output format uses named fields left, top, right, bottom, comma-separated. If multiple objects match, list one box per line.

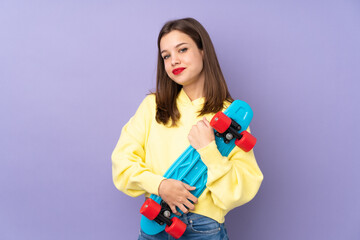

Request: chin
left=170, top=75, right=186, bottom=85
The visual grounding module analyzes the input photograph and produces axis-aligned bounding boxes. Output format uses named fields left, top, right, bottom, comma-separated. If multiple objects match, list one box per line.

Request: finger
left=170, top=205, right=179, bottom=215
left=197, top=120, right=205, bottom=127
left=203, top=117, right=211, bottom=127
left=177, top=203, right=189, bottom=214
left=182, top=182, right=196, bottom=191
left=183, top=199, right=195, bottom=211
left=187, top=193, right=198, bottom=204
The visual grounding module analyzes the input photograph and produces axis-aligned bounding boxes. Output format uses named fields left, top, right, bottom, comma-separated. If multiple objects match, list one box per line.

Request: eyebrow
left=161, top=42, right=188, bottom=54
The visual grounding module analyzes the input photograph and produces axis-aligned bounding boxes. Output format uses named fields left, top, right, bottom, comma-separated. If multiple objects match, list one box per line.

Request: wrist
left=197, top=140, right=216, bottom=151
left=158, top=178, right=167, bottom=197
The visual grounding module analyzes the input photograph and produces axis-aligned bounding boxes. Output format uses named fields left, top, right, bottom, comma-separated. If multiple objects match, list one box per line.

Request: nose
left=171, top=53, right=180, bottom=66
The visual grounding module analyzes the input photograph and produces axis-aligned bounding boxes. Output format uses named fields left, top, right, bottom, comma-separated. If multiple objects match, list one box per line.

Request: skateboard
left=140, top=100, right=257, bottom=239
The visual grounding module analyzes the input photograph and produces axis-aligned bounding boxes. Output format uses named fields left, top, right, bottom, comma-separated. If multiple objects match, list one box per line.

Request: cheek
left=198, top=60, right=204, bottom=71
left=164, top=61, right=172, bottom=75
left=194, top=57, right=204, bottom=72
left=188, top=53, right=203, bottom=71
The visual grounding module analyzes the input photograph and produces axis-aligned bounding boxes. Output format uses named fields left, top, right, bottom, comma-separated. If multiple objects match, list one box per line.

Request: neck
left=182, top=74, right=205, bottom=101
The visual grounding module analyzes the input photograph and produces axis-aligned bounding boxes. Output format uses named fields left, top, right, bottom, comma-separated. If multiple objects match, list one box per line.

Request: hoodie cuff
left=197, top=141, right=231, bottom=170
left=141, top=171, right=166, bottom=196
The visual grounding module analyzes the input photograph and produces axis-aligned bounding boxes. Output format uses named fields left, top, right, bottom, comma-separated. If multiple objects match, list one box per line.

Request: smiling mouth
left=172, top=68, right=185, bottom=75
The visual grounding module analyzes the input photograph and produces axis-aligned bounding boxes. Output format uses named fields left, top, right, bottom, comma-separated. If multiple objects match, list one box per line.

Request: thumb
left=183, top=182, right=196, bottom=190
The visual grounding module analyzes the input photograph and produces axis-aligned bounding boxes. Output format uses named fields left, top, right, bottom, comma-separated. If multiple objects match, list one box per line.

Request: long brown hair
left=155, top=18, right=233, bottom=126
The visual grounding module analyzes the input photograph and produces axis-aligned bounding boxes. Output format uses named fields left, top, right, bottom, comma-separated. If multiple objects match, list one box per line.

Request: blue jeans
left=138, top=212, right=229, bottom=240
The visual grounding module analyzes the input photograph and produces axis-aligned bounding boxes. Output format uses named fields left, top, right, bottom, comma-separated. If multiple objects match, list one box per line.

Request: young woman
left=112, top=18, right=263, bottom=240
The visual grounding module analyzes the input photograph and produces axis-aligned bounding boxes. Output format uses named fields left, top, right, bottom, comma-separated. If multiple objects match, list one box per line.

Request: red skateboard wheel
left=235, top=131, right=257, bottom=152
left=140, top=199, right=161, bottom=220
left=210, top=111, right=231, bottom=133
left=165, top=217, right=187, bottom=239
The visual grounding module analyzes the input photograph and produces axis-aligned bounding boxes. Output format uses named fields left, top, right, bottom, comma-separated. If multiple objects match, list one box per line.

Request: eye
left=162, top=54, right=170, bottom=60
left=179, top=48, right=188, bottom=53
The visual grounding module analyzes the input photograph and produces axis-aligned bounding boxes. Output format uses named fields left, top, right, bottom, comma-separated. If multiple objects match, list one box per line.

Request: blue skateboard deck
left=140, top=100, right=254, bottom=235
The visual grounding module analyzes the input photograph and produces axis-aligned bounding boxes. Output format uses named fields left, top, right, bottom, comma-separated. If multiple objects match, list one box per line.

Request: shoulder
left=135, top=93, right=156, bottom=116
left=141, top=93, right=156, bottom=107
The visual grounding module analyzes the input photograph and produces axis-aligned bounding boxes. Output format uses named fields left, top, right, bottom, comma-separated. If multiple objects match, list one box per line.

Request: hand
left=158, top=179, right=198, bottom=215
left=188, top=117, right=215, bottom=150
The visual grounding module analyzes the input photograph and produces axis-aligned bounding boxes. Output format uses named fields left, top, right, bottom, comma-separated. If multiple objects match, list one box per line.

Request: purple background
left=1, top=1, right=359, bottom=239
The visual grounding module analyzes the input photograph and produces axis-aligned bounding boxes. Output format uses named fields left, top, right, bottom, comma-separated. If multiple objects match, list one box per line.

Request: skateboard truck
left=211, top=111, right=257, bottom=152
left=140, top=199, right=186, bottom=239
left=154, top=201, right=172, bottom=225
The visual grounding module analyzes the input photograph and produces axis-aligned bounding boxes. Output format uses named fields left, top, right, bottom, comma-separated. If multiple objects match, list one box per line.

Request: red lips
left=172, top=67, right=185, bottom=75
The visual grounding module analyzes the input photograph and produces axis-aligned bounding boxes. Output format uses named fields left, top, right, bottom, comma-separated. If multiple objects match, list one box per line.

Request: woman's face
left=160, top=30, right=204, bottom=88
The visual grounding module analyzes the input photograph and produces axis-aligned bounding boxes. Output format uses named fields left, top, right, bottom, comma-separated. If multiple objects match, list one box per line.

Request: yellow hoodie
left=112, top=89, right=263, bottom=223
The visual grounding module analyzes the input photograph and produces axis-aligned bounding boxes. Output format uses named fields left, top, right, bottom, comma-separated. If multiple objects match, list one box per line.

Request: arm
left=188, top=118, right=263, bottom=211
left=111, top=96, right=165, bottom=197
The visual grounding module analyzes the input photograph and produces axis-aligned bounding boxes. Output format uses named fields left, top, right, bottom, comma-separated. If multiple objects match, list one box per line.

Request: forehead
left=160, top=30, right=195, bottom=51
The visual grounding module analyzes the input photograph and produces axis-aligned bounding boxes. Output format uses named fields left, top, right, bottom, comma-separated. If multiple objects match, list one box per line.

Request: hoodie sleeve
left=197, top=127, right=263, bottom=211
left=111, top=95, right=165, bottom=197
